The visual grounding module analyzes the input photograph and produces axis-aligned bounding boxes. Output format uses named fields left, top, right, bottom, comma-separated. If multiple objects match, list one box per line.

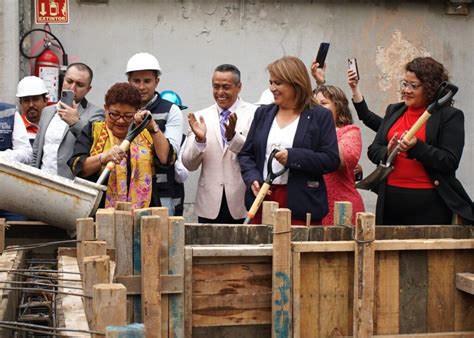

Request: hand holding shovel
left=97, top=114, right=152, bottom=185
left=356, top=81, right=458, bottom=192
left=243, top=149, right=288, bottom=224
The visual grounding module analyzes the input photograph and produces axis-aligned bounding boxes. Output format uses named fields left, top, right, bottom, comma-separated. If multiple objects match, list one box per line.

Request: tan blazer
left=183, top=99, right=257, bottom=220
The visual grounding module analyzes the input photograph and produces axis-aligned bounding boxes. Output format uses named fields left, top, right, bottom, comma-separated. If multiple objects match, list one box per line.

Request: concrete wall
left=0, top=0, right=20, bottom=101
left=5, top=0, right=474, bottom=219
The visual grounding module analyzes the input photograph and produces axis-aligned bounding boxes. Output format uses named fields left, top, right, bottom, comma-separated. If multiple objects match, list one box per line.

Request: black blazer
left=368, top=102, right=474, bottom=224
left=238, top=104, right=340, bottom=221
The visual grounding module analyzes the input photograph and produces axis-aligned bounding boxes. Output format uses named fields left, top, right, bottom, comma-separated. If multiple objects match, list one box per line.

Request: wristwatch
left=149, top=124, right=160, bottom=134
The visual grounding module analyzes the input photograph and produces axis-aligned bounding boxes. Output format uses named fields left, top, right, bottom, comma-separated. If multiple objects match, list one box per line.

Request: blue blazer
left=238, top=103, right=340, bottom=221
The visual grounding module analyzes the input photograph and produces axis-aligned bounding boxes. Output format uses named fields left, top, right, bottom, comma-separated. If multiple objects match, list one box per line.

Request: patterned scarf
left=90, top=121, right=154, bottom=209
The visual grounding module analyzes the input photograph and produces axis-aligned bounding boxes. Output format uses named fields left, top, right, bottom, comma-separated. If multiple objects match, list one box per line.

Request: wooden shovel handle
left=403, top=110, right=432, bottom=141
left=246, top=182, right=271, bottom=220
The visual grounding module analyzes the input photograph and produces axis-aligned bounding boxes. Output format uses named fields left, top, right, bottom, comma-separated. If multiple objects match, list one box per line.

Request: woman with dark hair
left=315, top=85, right=365, bottom=225
left=238, top=56, right=340, bottom=225
left=368, top=56, right=473, bottom=225
left=69, top=82, right=175, bottom=209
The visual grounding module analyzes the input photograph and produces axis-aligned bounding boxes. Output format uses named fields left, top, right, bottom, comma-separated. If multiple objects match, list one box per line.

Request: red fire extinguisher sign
left=35, top=0, right=69, bottom=25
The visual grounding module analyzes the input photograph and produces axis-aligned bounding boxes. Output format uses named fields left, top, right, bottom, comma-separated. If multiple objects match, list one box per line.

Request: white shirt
left=174, top=136, right=189, bottom=184
left=0, top=112, right=32, bottom=164
left=263, top=116, right=300, bottom=185
left=40, top=112, right=68, bottom=175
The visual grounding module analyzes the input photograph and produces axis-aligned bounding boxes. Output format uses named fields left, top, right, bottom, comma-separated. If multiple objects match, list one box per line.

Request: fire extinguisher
left=20, top=25, right=68, bottom=104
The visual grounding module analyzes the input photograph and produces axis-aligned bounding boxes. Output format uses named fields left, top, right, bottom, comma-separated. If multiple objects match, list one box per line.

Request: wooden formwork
left=3, top=200, right=473, bottom=337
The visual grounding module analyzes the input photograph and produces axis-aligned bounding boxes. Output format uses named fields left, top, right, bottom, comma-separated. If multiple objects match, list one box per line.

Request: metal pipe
left=0, top=321, right=105, bottom=336
left=0, top=287, right=90, bottom=298
left=0, top=280, right=83, bottom=290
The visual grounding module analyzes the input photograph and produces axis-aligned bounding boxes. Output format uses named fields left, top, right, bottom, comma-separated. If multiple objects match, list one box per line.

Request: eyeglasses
left=400, top=80, right=423, bottom=91
left=107, top=111, right=135, bottom=122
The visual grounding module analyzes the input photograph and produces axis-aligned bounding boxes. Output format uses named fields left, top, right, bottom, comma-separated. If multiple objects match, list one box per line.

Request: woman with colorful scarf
left=68, top=82, right=175, bottom=209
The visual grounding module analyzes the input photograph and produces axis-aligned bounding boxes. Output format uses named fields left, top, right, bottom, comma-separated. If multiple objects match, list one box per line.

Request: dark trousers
left=383, top=185, right=452, bottom=225
left=198, top=191, right=245, bottom=224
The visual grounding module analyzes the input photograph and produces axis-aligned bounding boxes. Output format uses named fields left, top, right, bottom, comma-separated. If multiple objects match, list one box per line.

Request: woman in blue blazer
left=238, top=56, right=340, bottom=224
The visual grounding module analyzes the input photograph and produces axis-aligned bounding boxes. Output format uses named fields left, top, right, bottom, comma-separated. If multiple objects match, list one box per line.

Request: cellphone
left=61, top=90, right=74, bottom=107
left=315, top=42, right=330, bottom=68
left=348, top=58, right=360, bottom=80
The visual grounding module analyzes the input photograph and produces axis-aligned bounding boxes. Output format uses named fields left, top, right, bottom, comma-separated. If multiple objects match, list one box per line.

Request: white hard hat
left=126, top=52, right=162, bottom=75
left=255, top=88, right=274, bottom=105
left=16, top=76, right=48, bottom=98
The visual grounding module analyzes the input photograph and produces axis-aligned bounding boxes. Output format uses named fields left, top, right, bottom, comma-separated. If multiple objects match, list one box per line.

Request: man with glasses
left=32, top=63, right=104, bottom=178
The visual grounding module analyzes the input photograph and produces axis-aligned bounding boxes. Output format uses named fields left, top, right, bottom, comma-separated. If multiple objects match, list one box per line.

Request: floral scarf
left=90, top=121, right=154, bottom=209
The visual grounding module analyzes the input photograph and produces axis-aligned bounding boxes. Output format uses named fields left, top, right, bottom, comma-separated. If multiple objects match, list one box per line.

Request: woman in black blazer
left=238, top=56, right=340, bottom=224
left=368, top=57, right=473, bottom=225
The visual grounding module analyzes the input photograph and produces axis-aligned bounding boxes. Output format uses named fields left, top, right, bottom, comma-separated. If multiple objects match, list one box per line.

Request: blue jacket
left=238, top=103, right=340, bottom=221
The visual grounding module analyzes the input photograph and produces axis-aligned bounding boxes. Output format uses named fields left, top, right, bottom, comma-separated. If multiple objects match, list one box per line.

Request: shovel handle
left=96, top=139, right=132, bottom=185
left=244, top=182, right=271, bottom=224
left=404, top=110, right=431, bottom=141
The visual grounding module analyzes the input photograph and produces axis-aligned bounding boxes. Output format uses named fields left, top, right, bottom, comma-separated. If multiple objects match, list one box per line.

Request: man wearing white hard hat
left=126, top=52, right=184, bottom=215
left=16, top=76, right=49, bottom=144
left=32, top=63, right=104, bottom=179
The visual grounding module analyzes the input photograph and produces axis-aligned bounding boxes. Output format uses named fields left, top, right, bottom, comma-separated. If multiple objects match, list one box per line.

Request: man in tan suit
left=183, top=64, right=257, bottom=223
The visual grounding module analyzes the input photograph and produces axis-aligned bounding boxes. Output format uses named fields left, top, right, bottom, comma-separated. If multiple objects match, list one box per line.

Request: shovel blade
left=356, top=164, right=393, bottom=192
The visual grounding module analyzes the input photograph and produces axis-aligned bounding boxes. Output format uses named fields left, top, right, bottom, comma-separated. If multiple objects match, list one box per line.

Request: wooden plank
left=374, top=251, right=399, bottom=335
left=83, top=255, right=111, bottom=328
left=299, top=253, right=320, bottom=336
left=192, top=293, right=271, bottom=327
left=57, top=255, right=90, bottom=338
left=193, top=256, right=272, bottom=265
left=106, top=323, right=145, bottom=337
left=272, top=208, right=292, bottom=338
left=292, top=239, right=474, bottom=253
left=191, top=245, right=273, bottom=257
left=116, top=274, right=183, bottom=295
left=291, top=226, right=309, bottom=242
left=399, top=250, right=428, bottom=334
left=192, top=325, right=271, bottom=338
left=184, top=247, right=193, bottom=338
left=427, top=250, right=455, bottom=332
left=132, top=208, right=152, bottom=324
left=141, top=215, right=162, bottom=337
left=456, top=272, right=474, bottom=295
left=247, top=224, right=271, bottom=244
left=353, top=212, right=375, bottom=338
left=454, top=250, right=474, bottom=331
left=168, top=216, right=185, bottom=338
left=192, top=261, right=272, bottom=327
left=374, top=332, right=474, bottom=337
left=319, top=252, right=350, bottom=337
left=0, top=218, right=5, bottom=253
left=93, top=283, right=127, bottom=337
left=79, top=240, right=107, bottom=273
left=114, top=210, right=134, bottom=276
left=76, top=217, right=96, bottom=269
left=334, top=201, right=353, bottom=226
left=151, top=207, right=169, bottom=338
left=292, top=252, right=301, bottom=338
left=116, top=201, right=133, bottom=211
left=262, top=201, right=279, bottom=225
left=95, top=209, right=115, bottom=249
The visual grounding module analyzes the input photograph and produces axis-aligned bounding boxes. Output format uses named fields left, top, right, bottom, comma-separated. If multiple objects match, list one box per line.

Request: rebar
left=0, top=287, right=90, bottom=298
left=0, top=321, right=105, bottom=336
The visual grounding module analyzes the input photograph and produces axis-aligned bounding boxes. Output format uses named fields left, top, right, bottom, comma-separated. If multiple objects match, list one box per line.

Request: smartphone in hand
left=348, top=58, right=360, bottom=80
left=315, top=42, right=330, bottom=68
left=60, top=90, right=74, bottom=107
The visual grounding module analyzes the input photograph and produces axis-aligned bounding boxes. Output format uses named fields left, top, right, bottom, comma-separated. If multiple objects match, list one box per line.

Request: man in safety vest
left=126, top=52, right=184, bottom=215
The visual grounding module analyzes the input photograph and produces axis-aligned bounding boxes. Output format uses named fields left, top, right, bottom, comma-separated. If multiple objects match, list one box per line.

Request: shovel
left=243, top=149, right=288, bottom=224
left=97, top=114, right=152, bottom=185
left=356, top=81, right=458, bottom=192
